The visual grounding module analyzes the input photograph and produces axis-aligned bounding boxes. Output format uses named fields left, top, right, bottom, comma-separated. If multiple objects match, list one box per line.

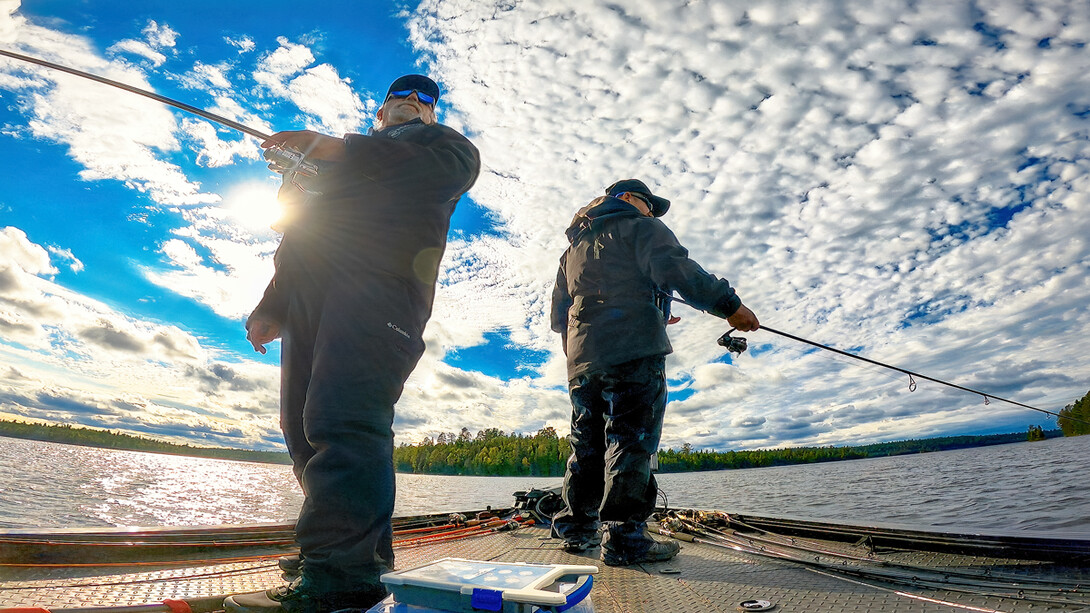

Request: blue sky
left=1, top=0, right=1088, bottom=453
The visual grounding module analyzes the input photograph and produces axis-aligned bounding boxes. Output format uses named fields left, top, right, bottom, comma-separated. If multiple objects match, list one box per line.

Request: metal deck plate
left=2, top=524, right=1087, bottom=612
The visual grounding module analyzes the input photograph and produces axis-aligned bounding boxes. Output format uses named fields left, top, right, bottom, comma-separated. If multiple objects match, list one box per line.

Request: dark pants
left=281, top=275, right=422, bottom=594
left=553, top=355, right=667, bottom=554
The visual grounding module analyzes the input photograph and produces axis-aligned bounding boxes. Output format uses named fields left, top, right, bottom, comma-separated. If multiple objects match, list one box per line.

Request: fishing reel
left=265, top=145, right=318, bottom=177
left=717, top=328, right=748, bottom=357
left=265, top=145, right=322, bottom=195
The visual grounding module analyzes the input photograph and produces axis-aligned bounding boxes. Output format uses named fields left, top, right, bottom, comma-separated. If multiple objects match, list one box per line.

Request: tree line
left=2, top=402, right=1081, bottom=477
left=393, top=427, right=567, bottom=476
left=0, top=419, right=291, bottom=464
left=1058, top=389, right=1090, bottom=436
left=656, top=429, right=1060, bottom=472
left=392, top=425, right=1062, bottom=476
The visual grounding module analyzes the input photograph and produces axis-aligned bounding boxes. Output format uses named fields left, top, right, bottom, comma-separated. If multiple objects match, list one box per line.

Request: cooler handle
left=556, top=574, right=593, bottom=612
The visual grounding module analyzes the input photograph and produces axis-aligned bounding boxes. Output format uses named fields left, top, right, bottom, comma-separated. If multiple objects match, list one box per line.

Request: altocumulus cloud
left=404, top=0, right=1090, bottom=450
left=0, top=228, right=281, bottom=449
left=1, top=0, right=1088, bottom=454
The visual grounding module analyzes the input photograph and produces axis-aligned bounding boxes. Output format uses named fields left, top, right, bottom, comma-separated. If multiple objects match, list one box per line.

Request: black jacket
left=251, top=119, right=480, bottom=340
left=551, top=196, right=741, bottom=380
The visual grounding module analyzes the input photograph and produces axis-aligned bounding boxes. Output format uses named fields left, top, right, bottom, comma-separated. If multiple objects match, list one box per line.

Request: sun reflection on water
left=81, top=448, right=304, bottom=526
left=0, top=438, right=548, bottom=528
left=1, top=439, right=303, bottom=528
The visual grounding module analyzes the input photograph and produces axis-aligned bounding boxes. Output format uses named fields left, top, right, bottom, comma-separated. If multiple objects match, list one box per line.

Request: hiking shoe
left=602, top=538, right=680, bottom=567
left=562, top=531, right=603, bottom=553
left=224, top=579, right=387, bottom=613
left=279, top=554, right=302, bottom=580
left=224, top=582, right=317, bottom=613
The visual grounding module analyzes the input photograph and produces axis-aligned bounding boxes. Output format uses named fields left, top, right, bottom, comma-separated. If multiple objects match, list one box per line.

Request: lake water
left=0, top=435, right=1086, bottom=536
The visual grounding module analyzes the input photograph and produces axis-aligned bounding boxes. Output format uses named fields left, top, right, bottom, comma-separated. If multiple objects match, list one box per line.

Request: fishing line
left=664, top=295, right=1085, bottom=426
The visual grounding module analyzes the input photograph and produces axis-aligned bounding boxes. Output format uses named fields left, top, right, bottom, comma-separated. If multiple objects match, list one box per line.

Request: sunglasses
left=624, top=192, right=652, bottom=208
left=387, top=89, right=437, bottom=106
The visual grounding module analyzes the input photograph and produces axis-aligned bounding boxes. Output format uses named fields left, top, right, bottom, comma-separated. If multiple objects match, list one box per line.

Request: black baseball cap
left=385, top=74, right=440, bottom=105
left=606, top=179, right=671, bottom=217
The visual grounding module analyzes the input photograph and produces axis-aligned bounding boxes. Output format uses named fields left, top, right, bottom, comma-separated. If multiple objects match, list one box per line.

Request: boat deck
left=2, top=514, right=1089, bottom=613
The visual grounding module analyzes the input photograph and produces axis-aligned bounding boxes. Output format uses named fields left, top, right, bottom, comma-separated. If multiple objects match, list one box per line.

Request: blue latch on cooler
left=471, top=587, right=504, bottom=611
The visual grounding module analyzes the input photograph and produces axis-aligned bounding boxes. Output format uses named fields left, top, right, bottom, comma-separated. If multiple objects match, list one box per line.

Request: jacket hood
left=565, top=196, right=643, bottom=243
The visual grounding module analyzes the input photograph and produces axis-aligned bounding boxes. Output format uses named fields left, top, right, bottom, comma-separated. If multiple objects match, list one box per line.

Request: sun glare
left=223, top=182, right=284, bottom=232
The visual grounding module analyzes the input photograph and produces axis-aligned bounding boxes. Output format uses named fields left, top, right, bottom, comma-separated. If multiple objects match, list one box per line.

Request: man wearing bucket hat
left=230, top=74, right=480, bottom=612
left=550, top=179, right=759, bottom=566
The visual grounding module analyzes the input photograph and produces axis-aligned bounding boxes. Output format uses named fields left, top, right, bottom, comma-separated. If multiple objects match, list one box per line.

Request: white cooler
left=365, top=558, right=598, bottom=613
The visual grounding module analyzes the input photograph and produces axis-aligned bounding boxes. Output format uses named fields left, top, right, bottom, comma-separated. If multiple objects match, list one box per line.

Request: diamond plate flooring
left=2, top=524, right=1087, bottom=612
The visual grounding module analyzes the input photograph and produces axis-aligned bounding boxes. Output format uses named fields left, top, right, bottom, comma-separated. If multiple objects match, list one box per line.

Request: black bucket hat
left=385, top=74, right=441, bottom=105
left=606, top=179, right=671, bottom=217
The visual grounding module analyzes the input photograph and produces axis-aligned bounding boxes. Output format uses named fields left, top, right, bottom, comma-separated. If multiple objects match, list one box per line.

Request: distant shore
left=0, top=417, right=1062, bottom=476
left=0, top=419, right=291, bottom=465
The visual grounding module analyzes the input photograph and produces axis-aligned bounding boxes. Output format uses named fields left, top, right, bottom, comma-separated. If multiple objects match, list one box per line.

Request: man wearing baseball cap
left=550, top=179, right=759, bottom=566
left=230, top=74, right=480, bottom=612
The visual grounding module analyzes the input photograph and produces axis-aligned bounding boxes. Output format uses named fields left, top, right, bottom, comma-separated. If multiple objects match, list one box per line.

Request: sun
left=222, top=181, right=285, bottom=232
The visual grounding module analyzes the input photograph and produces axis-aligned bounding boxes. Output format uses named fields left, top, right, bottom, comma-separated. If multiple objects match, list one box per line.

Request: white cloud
left=0, top=0, right=21, bottom=43
left=403, top=0, right=1090, bottom=449
left=226, top=36, right=256, bottom=54
left=2, top=0, right=1088, bottom=454
left=142, top=20, right=178, bottom=49
left=104, top=20, right=178, bottom=67
left=107, top=40, right=167, bottom=67
left=144, top=206, right=281, bottom=320
left=46, top=245, right=83, bottom=273
left=253, top=37, right=368, bottom=134
left=0, top=227, right=282, bottom=449
left=0, top=18, right=215, bottom=206
left=189, top=61, right=233, bottom=89
left=1, top=227, right=56, bottom=276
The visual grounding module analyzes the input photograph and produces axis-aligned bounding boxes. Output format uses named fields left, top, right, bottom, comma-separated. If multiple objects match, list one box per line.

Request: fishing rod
left=749, top=325, right=1071, bottom=419
left=0, top=48, right=316, bottom=179
left=664, top=295, right=1082, bottom=425
left=730, top=324, right=1082, bottom=425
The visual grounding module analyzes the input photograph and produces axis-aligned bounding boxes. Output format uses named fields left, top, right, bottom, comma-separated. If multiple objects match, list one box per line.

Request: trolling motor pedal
left=718, top=328, right=748, bottom=356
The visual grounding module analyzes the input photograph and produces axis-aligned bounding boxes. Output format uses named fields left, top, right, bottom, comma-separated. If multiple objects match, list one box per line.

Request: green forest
left=1058, top=389, right=1090, bottom=436
left=0, top=419, right=291, bottom=464
left=2, top=392, right=1082, bottom=477
left=392, top=426, right=1061, bottom=476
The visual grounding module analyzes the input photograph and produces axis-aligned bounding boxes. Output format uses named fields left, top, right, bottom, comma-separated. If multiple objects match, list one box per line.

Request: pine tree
left=1058, top=390, right=1090, bottom=436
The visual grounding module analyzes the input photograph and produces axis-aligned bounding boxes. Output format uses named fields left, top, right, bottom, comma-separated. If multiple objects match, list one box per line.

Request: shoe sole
left=562, top=542, right=601, bottom=553
left=602, top=547, right=680, bottom=566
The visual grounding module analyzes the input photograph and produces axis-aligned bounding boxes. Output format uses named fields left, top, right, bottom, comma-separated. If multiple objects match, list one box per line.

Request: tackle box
left=365, top=557, right=598, bottom=613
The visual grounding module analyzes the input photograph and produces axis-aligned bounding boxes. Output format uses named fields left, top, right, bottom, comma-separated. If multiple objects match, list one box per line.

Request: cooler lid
left=381, top=557, right=599, bottom=607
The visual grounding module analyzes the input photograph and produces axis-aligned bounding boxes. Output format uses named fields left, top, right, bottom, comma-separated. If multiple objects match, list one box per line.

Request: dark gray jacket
left=251, top=119, right=480, bottom=343
left=551, top=196, right=741, bottom=381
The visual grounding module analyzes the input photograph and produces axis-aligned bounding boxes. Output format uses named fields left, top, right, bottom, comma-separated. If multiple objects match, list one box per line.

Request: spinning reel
left=265, top=145, right=321, bottom=195
left=717, top=328, right=748, bottom=356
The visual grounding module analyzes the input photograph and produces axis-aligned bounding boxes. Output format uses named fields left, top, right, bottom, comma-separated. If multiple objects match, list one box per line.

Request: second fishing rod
left=658, top=293, right=1082, bottom=426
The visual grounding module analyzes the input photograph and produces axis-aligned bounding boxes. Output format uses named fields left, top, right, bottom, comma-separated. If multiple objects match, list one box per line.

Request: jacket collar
left=565, top=196, right=643, bottom=242
left=368, top=117, right=427, bottom=138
